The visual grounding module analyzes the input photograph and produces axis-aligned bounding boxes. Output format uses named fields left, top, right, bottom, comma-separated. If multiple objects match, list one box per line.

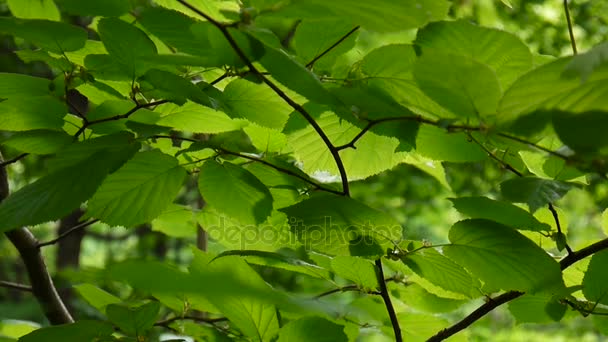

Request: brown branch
left=218, top=148, right=344, bottom=196
left=314, top=284, right=380, bottom=299
left=1, top=152, right=73, bottom=324
left=74, top=100, right=168, bottom=138
left=5, top=228, right=75, bottom=324
left=36, top=219, right=99, bottom=248
left=375, top=259, right=402, bottom=342
left=305, top=26, right=360, bottom=69
left=154, top=315, right=228, bottom=327
left=0, top=280, right=33, bottom=292
left=427, top=236, right=608, bottom=341
left=0, top=153, right=29, bottom=168
left=176, top=0, right=351, bottom=196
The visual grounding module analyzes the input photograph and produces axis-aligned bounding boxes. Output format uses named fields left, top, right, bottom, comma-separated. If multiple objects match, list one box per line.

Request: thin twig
left=548, top=203, right=573, bottom=254
left=314, top=284, right=379, bottom=299
left=0, top=280, right=33, bottom=292
left=218, top=148, right=344, bottom=196
left=468, top=133, right=523, bottom=177
left=73, top=100, right=168, bottom=138
left=37, top=219, right=99, bottom=248
left=154, top=315, right=228, bottom=327
left=496, top=132, right=570, bottom=160
left=427, top=236, right=608, bottom=341
left=176, top=0, right=351, bottom=196
left=0, top=153, right=29, bottom=168
left=563, top=0, right=578, bottom=55
left=305, top=26, right=360, bottom=69
left=467, top=133, right=574, bottom=253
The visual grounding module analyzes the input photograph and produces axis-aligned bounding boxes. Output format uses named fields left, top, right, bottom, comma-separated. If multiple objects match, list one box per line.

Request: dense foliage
left=1, top=0, right=607, bottom=341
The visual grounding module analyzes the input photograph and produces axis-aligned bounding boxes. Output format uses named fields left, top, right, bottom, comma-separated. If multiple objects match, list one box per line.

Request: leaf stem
left=563, top=0, right=578, bottom=55
left=36, top=219, right=99, bottom=248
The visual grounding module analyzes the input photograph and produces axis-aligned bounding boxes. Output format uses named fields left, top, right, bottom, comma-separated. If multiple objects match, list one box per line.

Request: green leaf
left=390, top=283, right=467, bottom=313
left=284, top=105, right=407, bottom=180
left=583, top=249, right=608, bottom=305
left=443, top=219, right=563, bottom=292
left=270, top=0, right=450, bottom=32
left=358, top=44, right=454, bottom=119
left=330, top=256, right=378, bottom=289
left=139, top=7, right=211, bottom=57
left=97, top=18, right=157, bottom=77
left=498, top=57, right=608, bottom=127
left=0, top=97, right=66, bottom=132
left=151, top=204, right=197, bottom=238
left=87, top=150, right=187, bottom=227
left=7, top=0, right=60, bottom=21
left=0, top=73, right=51, bottom=98
left=141, top=69, right=213, bottom=107
left=415, top=20, right=533, bottom=89
left=198, top=160, right=273, bottom=225
left=192, top=24, right=260, bottom=67
left=214, top=250, right=331, bottom=280
left=73, top=284, right=121, bottom=314
left=401, top=247, right=476, bottom=297
left=279, top=194, right=402, bottom=256
left=0, top=17, right=86, bottom=53
left=277, top=317, right=347, bottom=342
left=398, top=313, right=451, bottom=342
left=500, top=177, right=572, bottom=213
left=508, top=293, right=566, bottom=323
left=552, top=110, right=608, bottom=153
left=449, top=196, right=551, bottom=232
left=223, top=78, right=292, bottom=129
left=156, top=101, right=246, bottom=134
left=0, top=140, right=139, bottom=233
left=563, top=41, right=608, bottom=82
left=415, top=126, right=487, bottom=162
left=47, top=132, right=137, bottom=171
left=1, top=130, right=71, bottom=154
left=190, top=251, right=280, bottom=342
left=602, top=208, right=608, bottom=236
left=0, top=321, right=38, bottom=339
left=413, top=52, right=502, bottom=118
left=19, top=321, right=114, bottom=342
left=106, top=302, right=160, bottom=337
left=55, top=0, right=130, bottom=16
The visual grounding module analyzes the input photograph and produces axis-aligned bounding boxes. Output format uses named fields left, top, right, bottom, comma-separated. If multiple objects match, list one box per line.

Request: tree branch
left=305, top=26, right=360, bottom=69
left=427, top=236, right=608, bottom=341
left=375, top=259, right=402, bottom=342
left=36, top=219, right=99, bottom=248
left=176, top=0, right=351, bottom=196
left=217, top=148, right=344, bottom=196
left=0, top=280, right=32, bottom=292
left=1, top=152, right=73, bottom=324
left=154, top=315, right=228, bottom=327
left=0, top=153, right=29, bottom=168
